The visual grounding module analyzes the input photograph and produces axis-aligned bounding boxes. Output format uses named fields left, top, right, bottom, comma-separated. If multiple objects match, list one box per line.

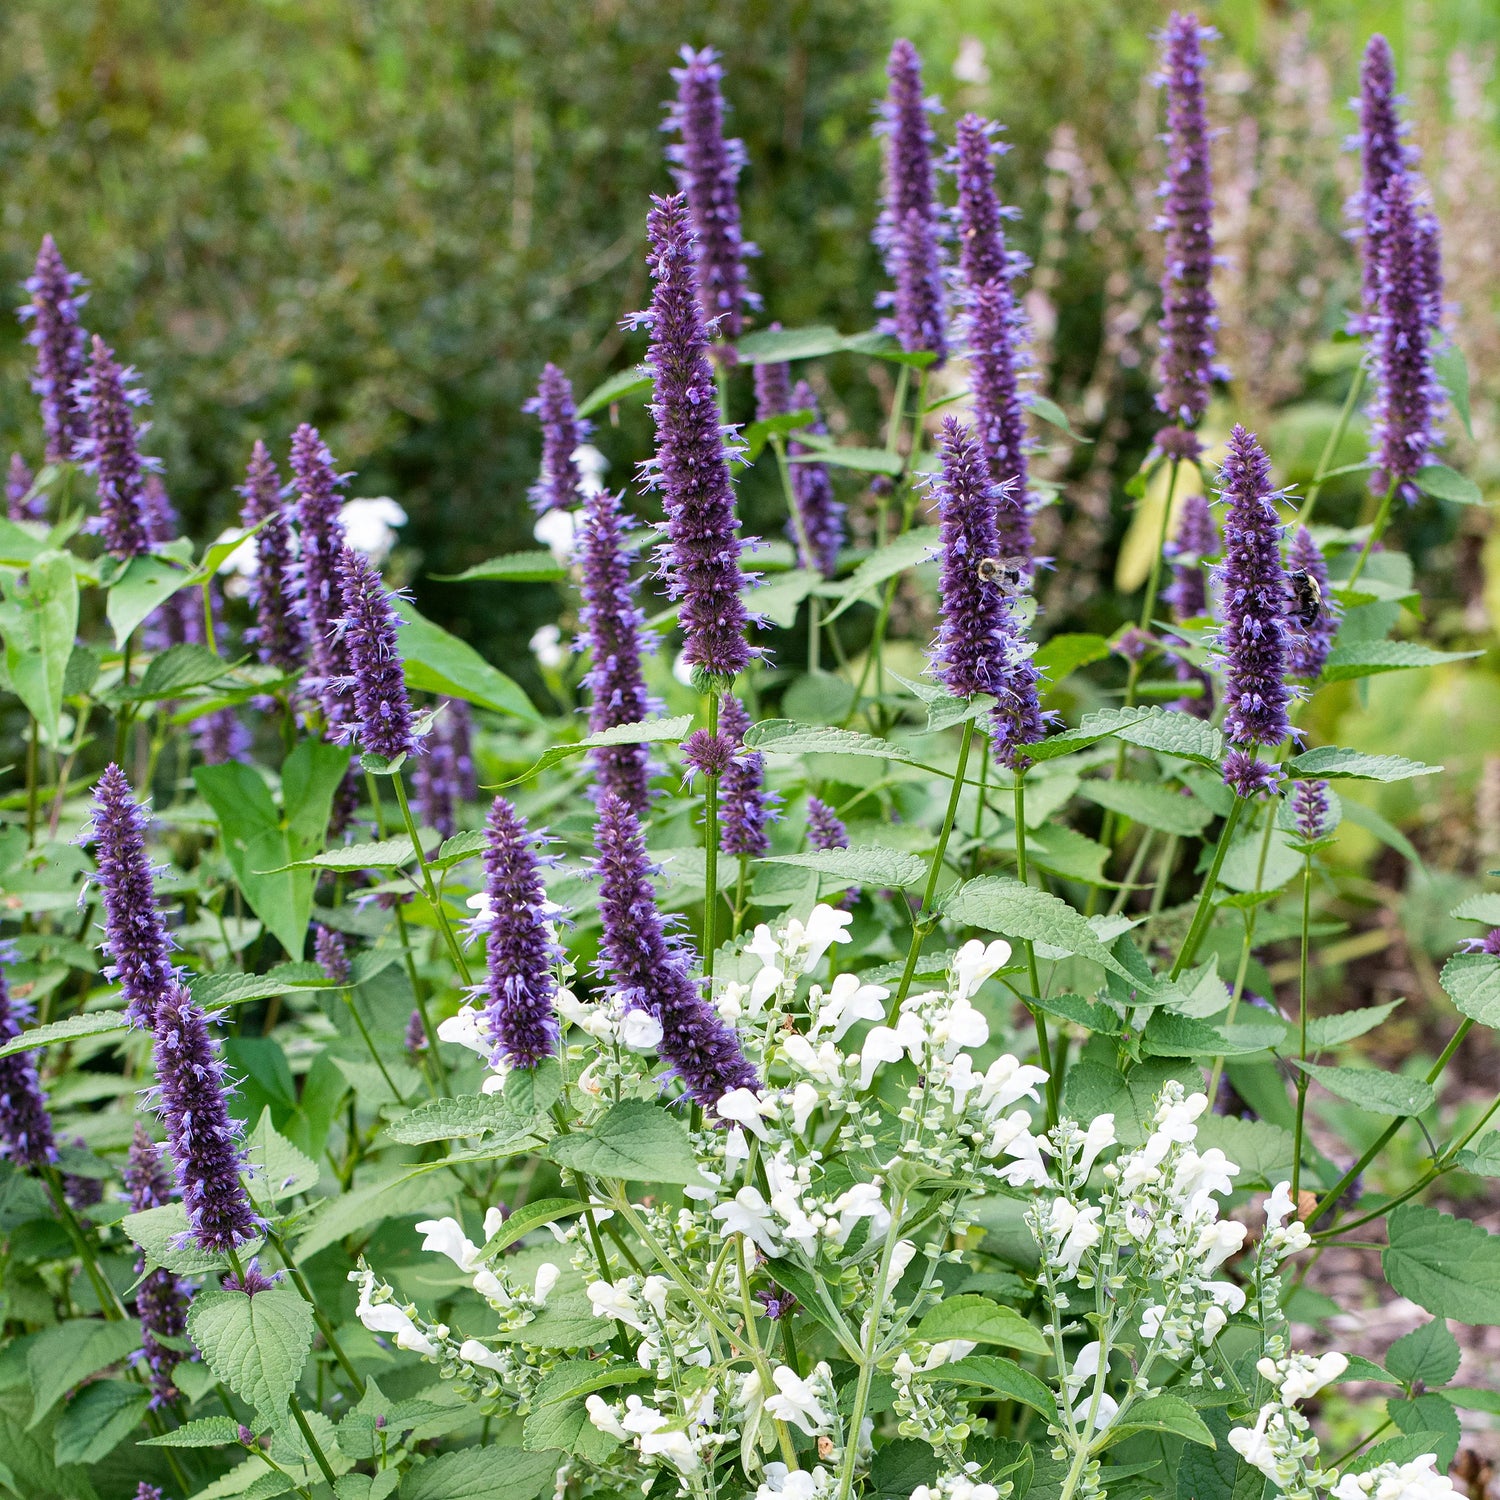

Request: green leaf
left=1438, top=952, right=1500, bottom=1026
left=1453, top=1133, right=1500, bottom=1178
left=481, top=1198, right=590, bottom=1260
left=1219, top=827, right=1302, bottom=895
left=0, top=1010, right=129, bottom=1060
left=1143, top=1010, right=1284, bottom=1058
left=1294, top=1061, right=1435, bottom=1117
left=500, top=1289, right=610, bottom=1350
left=789, top=446, right=903, bottom=476
left=505, top=1057, right=563, bottom=1116
left=1175, top=1409, right=1265, bottom=1500
left=1322, top=640, right=1482, bottom=683
left=1385, top=1204, right=1500, bottom=1323
left=1021, top=705, right=1156, bottom=763
left=521, top=1378, right=619, bottom=1458
left=577, top=366, right=651, bottom=417
left=395, top=598, right=540, bottom=721
left=841, top=328, right=938, bottom=367
left=1102, top=1394, right=1215, bottom=1449
left=1192, top=1115, right=1295, bottom=1186
left=140, top=1415, right=246, bottom=1448
left=1434, top=344, right=1474, bottom=439
left=1287, top=747, right=1442, bottom=782
left=1076, top=780, right=1212, bottom=838
left=189, top=967, right=333, bottom=1008
left=494, top=715, right=693, bottom=788
left=280, top=836, right=416, bottom=872
left=0, top=549, right=79, bottom=740
left=943, top=875, right=1133, bottom=979
left=913, top=1297, right=1049, bottom=1357
left=1342, top=797, right=1424, bottom=870
left=1388, top=1395, right=1462, bottom=1469
left=549, top=1099, right=706, bottom=1186
left=106, top=554, right=189, bottom=647
left=765, top=845, right=927, bottom=888
left=745, top=568, right=818, bottom=628
left=123, top=1200, right=236, bottom=1276
left=1110, top=706, right=1223, bottom=765
left=433, top=551, right=569, bottom=583
left=1027, top=394, right=1088, bottom=441
left=930, top=1355, right=1057, bottom=1418
left=822, top=527, right=941, bottom=623
left=1386, top=1319, right=1461, bottom=1388
left=385, top=1094, right=541, bottom=1146
left=53, top=1379, right=150, bottom=1466
left=1346, top=1432, right=1452, bottom=1477
left=0, top=514, right=46, bottom=565
left=188, top=1286, right=314, bottom=1419
left=1451, top=893, right=1500, bottom=925
left=533, top=1360, right=643, bottom=1408
left=125, top=642, right=236, bottom=701
left=244, top=1109, right=321, bottom=1203
left=735, top=324, right=846, bottom=364
left=1034, top=632, right=1111, bottom=682
left=402, top=1446, right=562, bottom=1500
left=1448, top=1385, right=1500, bottom=1415
left=27, top=1320, right=142, bottom=1427
left=743, top=719, right=915, bottom=762
left=743, top=408, right=815, bottom=460
left=1414, top=464, right=1483, bottom=505
left=293, top=1167, right=429, bottom=1261
left=1063, top=1059, right=1200, bottom=1148
left=1303, top=1000, right=1404, bottom=1049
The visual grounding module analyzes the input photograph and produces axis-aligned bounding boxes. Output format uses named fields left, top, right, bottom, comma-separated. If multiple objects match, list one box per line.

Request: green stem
left=1170, top=794, right=1247, bottom=979
left=1015, top=771, right=1055, bottom=1124
left=392, top=775, right=472, bottom=988
left=337, top=985, right=404, bottom=1102
left=1137, top=456, right=1182, bottom=634
left=25, top=718, right=39, bottom=848
left=1299, top=364, right=1365, bottom=528
left=267, top=1227, right=366, bottom=1396
left=288, top=1397, right=339, bottom=1489
left=703, top=691, right=722, bottom=982
left=1291, top=851, right=1313, bottom=1200
left=735, top=1237, right=800, bottom=1471
left=42, top=1165, right=129, bottom=1320
left=1348, top=478, right=1399, bottom=586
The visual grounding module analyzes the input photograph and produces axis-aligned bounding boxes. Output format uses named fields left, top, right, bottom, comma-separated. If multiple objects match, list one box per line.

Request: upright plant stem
left=1137, top=456, right=1183, bottom=635
left=25, top=719, right=39, bottom=847
left=1291, top=851, right=1313, bottom=1199
left=1299, top=364, right=1366, bottom=528
left=43, top=1165, right=128, bottom=1320
left=1015, top=770, right=1055, bottom=1122
left=1170, top=794, right=1246, bottom=978
left=266, top=1227, right=366, bottom=1396
left=703, top=691, right=722, bottom=982
left=1348, top=478, right=1399, bottom=586
left=392, top=774, right=472, bottom=988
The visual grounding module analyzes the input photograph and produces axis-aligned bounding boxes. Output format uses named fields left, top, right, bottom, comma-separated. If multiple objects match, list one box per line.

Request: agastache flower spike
left=194, top=707, right=252, bottom=767
left=333, top=545, right=416, bottom=761
left=1214, top=426, right=1292, bottom=797
left=718, top=693, right=777, bottom=858
left=88, top=764, right=180, bottom=1028
left=76, top=335, right=159, bottom=559
left=481, top=798, right=559, bottom=1070
left=525, top=364, right=592, bottom=514
left=315, top=925, right=351, bottom=986
left=18, top=235, right=90, bottom=462
left=0, top=950, right=58, bottom=1167
left=807, top=797, right=848, bottom=852
left=577, top=485, right=655, bottom=814
left=753, top=353, right=792, bottom=426
left=1285, top=526, right=1337, bottom=680
left=124, top=1126, right=191, bottom=1407
left=7, top=453, right=42, bottom=522
left=1351, top=36, right=1416, bottom=331
left=414, top=700, right=476, bottom=839
left=593, top=792, right=758, bottom=1106
left=664, top=46, right=758, bottom=345
left=636, top=194, right=754, bottom=684
left=1153, top=14, right=1223, bottom=457
left=787, top=381, right=843, bottom=579
left=239, top=440, right=305, bottom=672
left=1292, top=779, right=1332, bottom=843
left=875, top=40, right=947, bottom=361
left=1164, top=492, right=1219, bottom=621
left=290, top=425, right=352, bottom=723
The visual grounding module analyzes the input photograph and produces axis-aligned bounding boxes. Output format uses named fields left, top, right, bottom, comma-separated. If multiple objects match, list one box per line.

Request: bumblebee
left=977, top=555, right=1029, bottom=595
left=1287, top=568, right=1323, bottom=630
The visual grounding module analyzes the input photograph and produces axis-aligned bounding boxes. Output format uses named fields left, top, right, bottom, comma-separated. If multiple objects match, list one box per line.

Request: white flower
left=790, top=1081, right=820, bottom=1134
left=619, top=1008, right=663, bottom=1051
left=856, top=1025, right=909, bottom=1091
left=573, top=443, right=609, bottom=497
left=557, top=988, right=615, bottom=1041
left=585, top=1394, right=629, bottom=1441
left=724, top=1126, right=751, bottom=1179
left=532, top=1263, right=560, bottom=1304
left=530, top=622, right=567, bottom=668
left=711, top=1186, right=784, bottom=1256
left=799, top=905, right=854, bottom=972
left=353, top=1270, right=442, bottom=1358
left=888, top=1238, right=919, bottom=1282
left=812, top=972, right=889, bottom=1042
left=533, top=507, right=579, bottom=563
left=1264, top=1180, right=1298, bottom=1230
left=985, top=1110, right=1049, bottom=1187
left=931, top=995, right=989, bottom=1057
left=672, top=652, right=695, bottom=688
left=1154, top=1088, right=1208, bottom=1143
left=1049, top=1199, right=1102, bottom=1276
left=1063, top=1340, right=1104, bottom=1401
left=1174, top=1146, right=1239, bottom=1209
left=978, top=1055, right=1049, bottom=1114
left=1330, top=1454, right=1459, bottom=1500
left=1264, top=1352, right=1348, bottom=1405
left=716, top=1087, right=779, bottom=1139
left=416, top=1216, right=483, bottom=1273
left=1072, top=1391, right=1118, bottom=1434
left=781, top=1035, right=844, bottom=1088
left=587, top=1278, right=647, bottom=1332
left=1228, top=1408, right=1280, bottom=1482
left=457, top=1338, right=509, bottom=1373
left=924, top=1339, right=977, bottom=1369
left=756, top=1462, right=828, bottom=1500
left=764, top=1363, right=831, bottom=1435
left=436, top=1006, right=492, bottom=1056
left=951, top=938, right=1012, bottom=1001
left=340, top=496, right=407, bottom=564
left=1194, top=1219, right=1248, bottom=1273
left=1074, top=1113, right=1116, bottom=1179
left=831, top=1181, right=890, bottom=1244
left=1204, top=1279, right=1247, bottom=1316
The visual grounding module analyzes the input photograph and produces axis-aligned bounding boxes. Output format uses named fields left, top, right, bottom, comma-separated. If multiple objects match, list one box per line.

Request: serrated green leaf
left=292, top=1167, right=428, bottom=1261
left=1110, top=706, right=1224, bottom=764
left=734, top=324, right=846, bottom=364
left=395, top=598, right=540, bottom=722
left=122, top=1200, right=236, bottom=1276
left=141, top=1414, right=245, bottom=1447
left=189, top=967, right=333, bottom=1008
left=1, top=549, right=79, bottom=739
left=188, top=1286, right=314, bottom=1419
left=433, top=551, right=569, bottom=583
left=1451, top=893, right=1500, bottom=926
left=278, top=836, right=416, bottom=872
left=27, top=1321, right=142, bottom=1428
left=744, top=719, right=915, bottom=762
left=1192, top=1115, right=1295, bottom=1186
left=0, top=1010, right=129, bottom=1059
left=1454, top=1133, right=1500, bottom=1178
left=402, top=1446, right=562, bottom=1500
left=244, top=1109, right=321, bottom=1203
left=481, top=1198, right=590, bottom=1261
left=1076, top=779, right=1212, bottom=837
left=789, top=444, right=904, bottom=476
left=1303, top=1000, right=1404, bottom=1049
left=1385, top=1205, right=1500, bottom=1323
left=913, top=1296, right=1049, bottom=1356
left=1294, top=1061, right=1435, bottom=1116
left=764, top=845, right=927, bottom=888
left=550, top=1099, right=706, bottom=1186
left=521, top=1382, right=619, bottom=1459
left=1386, top=1319, right=1461, bottom=1389
left=1027, top=394, right=1088, bottom=441
left=533, top=1360, right=643, bottom=1408
left=1388, top=1395, right=1462, bottom=1469
left=1034, top=632, right=1111, bottom=682
left=491, top=715, right=693, bottom=789
left=1174, top=1409, right=1263, bottom=1500
left=385, top=1094, right=541, bottom=1146
left=1020, top=705, right=1156, bottom=763
left=1143, top=1010, right=1284, bottom=1058
left=1322, top=640, right=1482, bottom=683
left=1438, top=952, right=1500, bottom=1026
left=744, top=568, right=818, bottom=628
left=501, top=1289, right=609, bottom=1350
left=1434, top=344, right=1473, bottom=439
left=1414, top=463, right=1483, bottom=505
left=929, top=1355, right=1057, bottom=1417
left=125, top=642, right=235, bottom=701
left=822, top=527, right=941, bottom=623
left=52, top=1379, right=150, bottom=1465
left=1102, top=1394, right=1215, bottom=1449
left=944, top=875, right=1133, bottom=979
left=1288, top=747, right=1441, bottom=782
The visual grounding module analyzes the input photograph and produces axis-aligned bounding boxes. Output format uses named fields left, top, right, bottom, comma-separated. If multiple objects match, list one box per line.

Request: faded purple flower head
left=481, top=798, right=559, bottom=1070
left=88, top=764, right=179, bottom=1028
left=664, top=46, right=758, bottom=345
left=1153, top=14, right=1224, bottom=452
left=682, top=728, right=734, bottom=782
left=222, top=1257, right=282, bottom=1296
left=315, top=925, right=351, bottom=986
left=414, top=700, right=476, bottom=840
left=875, top=40, right=947, bottom=361
left=137, top=1485, right=165, bottom=1500
left=787, top=381, right=843, bottom=579
left=1292, top=778, right=1333, bottom=842
left=7, top=453, right=42, bottom=522
left=240, top=440, right=305, bottom=673
left=194, top=709, right=252, bottom=767
left=1351, top=35, right=1417, bottom=331
left=755, top=1285, right=798, bottom=1321
left=1163, top=492, right=1219, bottom=621
left=1112, top=626, right=1155, bottom=666
left=1286, top=526, right=1338, bottom=680
left=0, top=955, right=57, bottom=1167
left=807, top=797, right=848, bottom=852
left=76, top=336, right=159, bottom=560
left=753, top=351, right=792, bottom=425
left=150, top=982, right=259, bottom=1251
left=577, top=485, right=655, bottom=814
left=593, top=791, right=758, bottom=1107
left=405, top=1008, right=428, bottom=1055
left=18, top=235, right=90, bottom=462
left=1214, top=425, right=1292, bottom=796
left=718, top=693, right=778, bottom=858
left=333, top=546, right=416, bottom=761
left=124, top=1126, right=191, bottom=1407
left=636, top=194, right=754, bottom=685
left=525, top=364, right=592, bottom=514
left=290, top=425, right=352, bottom=724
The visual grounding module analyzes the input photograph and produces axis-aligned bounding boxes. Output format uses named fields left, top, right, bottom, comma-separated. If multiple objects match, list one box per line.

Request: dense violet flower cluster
left=1292, top=778, right=1333, bottom=843
left=239, top=440, right=305, bottom=672
left=333, top=546, right=416, bottom=761
left=1351, top=36, right=1417, bottom=331
left=635, top=194, right=754, bottom=685
left=291, top=424, right=353, bottom=724
left=525, top=364, right=592, bottom=513
left=1285, top=526, right=1337, bottom=680
left=1153, top=13, right=1223, bottom=456
left=18, top=235, right=90, bottom=463
left=806, top=797, right=848, bottom=852
left=315, top=924, right=351, bottom=985
left=124, top=1126, right=191, bottom=1407
left=415, top=700, right=475, bottom=839
left=7, top=453, right=41, bottom=522
left=577, top=484, right=655, bottom=814
left=717, top=693, right=777, bottom=858
left=1164, top=492, right=1219, bottom=621
left=664, top=46, right=758, bottom=345
left=75, top=336, right=159, bottom=560
left=0, top=950, right=57, bottom=1167
left=593, top=792, right=757, bottom=1106
left=479, top=798, right=559, bottom=1070
left=875, top=39, right=947, bottom=361
left=786, top=380, right=843, bottom=579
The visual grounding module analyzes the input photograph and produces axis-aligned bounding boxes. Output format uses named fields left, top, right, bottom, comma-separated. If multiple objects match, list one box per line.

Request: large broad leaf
left=106, top=553, right=190, bottom=646
left=124, top=642, right=236, bottom=702
left=0, top=549, right=79, bottom=740
left=789, top=445, right=904, bottom=476
left=765, top=845, right=927, bottom=888
left=496, top=715, right=693, bottom=788
left=1287, top=747, right=1441, bottom=783
left=187, top=1285, right=314, bottom=1419
left=1438, top=952, right=1500, bottom=1027
left=1076, top=779, right=1212, bottom=838
left=244, top=1109, right=321, bottom=1204
left=1386, top=1319, right=1461, bottom=1388
left=1451, top=893, right=1500, bottom=926
left=549, top=1099, right=706, bottom=1187
left=1034, top=632, right=1112, bottom=683
left=577, top=367, right=651, bottom=417
left=0, top=1010, right=130, bottom=1060
left=912, top=1296, right=1049, bottom=1356
left=1293, top=1061, right=1435, bottom=1117
left=1143, top=1010, right=1284, bottom=1058
left=385, top=1094, right=542, bottom=1146
left=744, top=568, right=819, bottom=628
left=1414, top=463, right=1483, bottom=505
left=1109, top=707, right=1223, bottom=765
left=1322, top=640, right=1482, bottom=683
left=1174, top=1408, right=1264, bottom=1500
left=822, top=527, right=941, bottom=623
left=1101, top=1394, right=1215, bottom=1449
left=929, top=1355, right=1057, bottom=1418
left=1384, top=1205, right=1500, bottom=1324
left=123, top=1200, right=239, bottom=1276
left=734, top=324, right=847, bottom=364
left=27, top=1320, right=142, bottom=1427
left=402, top=1446, right=562, bottom=1500
left=292, top=1166, right=434, bottom=1261
left=1434, top=345, right=1474, bottom=440
left=139, top=1415, right=244, bottom=1448
left=1303, top=1000, right=1404, bottom=1049
left=52, top=1379, right=150, bottom=1466
left=744, top=719, right=915, bottom=762
left=434, top=551, right=569, bottom=583
left=481, top=1198, right=590, bottom=1260
left=943, top=875, right=1133, bottom=979
left=395, top=598, right=540, bottom=722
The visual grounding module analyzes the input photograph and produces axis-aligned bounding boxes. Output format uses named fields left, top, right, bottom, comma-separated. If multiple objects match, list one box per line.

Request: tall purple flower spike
left=290, top=425, right=352, bottom=724
left=124, top=1126, right=191, bottom=1407
left=753, top=354, right=792, bottom=426
left=0, top=951, right=57, bottom=1167
left=578, top=484, right=655, bottom=814
left=415, top=700, right=476, bottom=839
left=1164, top=492, right=1219, bottom=621
left=240, top=440, right=305, bottom=672
left=875, top=40, right=947, bottom=362
left=593, top=791, right=758, bottom=1107
left=194, top=707, right=252, bottom=766
left=718, top=693, right=777, bottom=858
left=808, top=796, right=856, bottom=909
left=7, top=454, right=43, bottom=522
left=480, top=798, right=559, bottom=1070
left=1292, top=779, right=1333, bottom=843
left=753, top=353, right=844, bottom=580
left=1286, top=526, right=1338, bottom=680
left=76, top=335, right=159, bottom=559
left=525, top=364, right=592, bottom=514
left=1351, top=36, right=1416, bottom=332
left=1369, top=171, right=1444, bottom=502
left=1154, top=14, right=1223, bottom=458
left=18, top=235, right=90, bottom=463
left=150, top=981, right=260, bottom=1252
left=88, top=765, right=180, bottom=1028
left=1214, top=425, right=1292, bottom=797
left=315, top=924, right=351, bottom=985
left=636, top=194, right=754, bottom=685
left=333, top=545, right=417, bottom=761
left=664, top=46, right=758, bottom=346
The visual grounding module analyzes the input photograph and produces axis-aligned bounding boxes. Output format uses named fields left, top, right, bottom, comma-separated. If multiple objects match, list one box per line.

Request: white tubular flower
left=640, top=1276, right=670, bottom=1320
left=556, top=987, right=615, bottom=1040
left=533, top=507, right=579, bottom=563
left=931, top=994, right=989, bottom=1057
left=585, top=1394, right=630, bottom=1441
left=764, top=1363, right=832, bottom=1434
left=812, top=972, right=890, bottom=1042
left=790, top=1081, right=820, bottom=1135
left=1072, top=1391, right=1119, bottom=1435
left=749, top=963, right=786, bottom=1012
left=711, top=1186, right=784, bottom=1256
left=781, top=1035, right=844, bottom=1087
left=716, top=1087, right=779, bottom=1139
left=1330, top=1454, right=1459, bottom=1500
left=436, top=1006, right=492, bottom=1056
left=1204, top=1279, right=1248, bottom=1316
left=1051, top=1200, right=1102, bottom=1277
left=797, top=905, right=854, bottom=973
left=1074, top=1113, right=1117, bottom=1179
left=574, top=443, right=608, bottom=497
left=1063, top=1340, right=1104, bottom=1402
left=1228, top=1407, right=1280, bottom=1481
left=945, top=1053, right=982, bottom=1113
left=353, top=1269, right=443, bottom=1358
left=341, top=496, right=407, bottom=564
left=1264, top=1180, right=1298, bottom=1230
left=747, top=922, right=784, bottom=970
left=1264, top=1352, right=1348, bottom=1404
left=757, top=1464, right=829, bottom=1500
left=533, top=1263, right=561, bottom=1304
left=831, top=1181, right=890, bottom=1244
left=978, top=1055, right=1049, bottom=1114
left=619, top=1008, right=664, bottom=1051
left=888, top=1238, right=920, bottom=1282
left=924, top=1339, right=977, bottom=1369
left=724, top=1125, right=751, bottom=1179
left=856, top=1025, right=909, bottom=1090
left=587, top=1278, right=647, bottom=1332
left=987, top=1112, right=1049, bottom=1187
left=951, top=938, right=1012, bottom=1001
left=458, top=1338, right=509, bottom=1373
left=416, top=1216, right=483, bottom=1273
left=1154, top=1087, right=1209, bottom=1142
left=1194, top=1218, right=1248, bottom=1273
left=1175, top=1146, right=1239, bottom=1209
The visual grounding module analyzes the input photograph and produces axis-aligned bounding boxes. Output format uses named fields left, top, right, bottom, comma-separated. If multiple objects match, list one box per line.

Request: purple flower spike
left=193, top=709, right=251, bottom=767
left=682, top=728, right=734, bottom=782
left=76, top=335, right=159, bottom=560
left=481, top=798, right=559, bottom=1070
left=1369, top=171, right=1444, bottom=501
left=718, top=694, right=777, bottom=858
left=315, top=925, right=351, bottom=985
left=405, top=1009, right=428, bottom=1055
left=1154, top=14, right=1224, bottom=452
left=222, top=1258, right=281, bottom=1296
left=333, top=546, right=416, bottom=761
left=1286, top=526, right=1338, bottom=680
left=637, top=194, right=754, bottom=685
left=1292, top=779, right=1333, bottom=843
left=415, top=700, right=476, bottom=840
left=7, top=453, right=42, bottom=522
left=1163, top=492, right=1219, bottom=621
left=1351, top=36, right=1416, bottom=332
left=664, top=46, right=758, bottom=346
left=0, top=954, right=57, bottom=1168
left=525, top=365, right=592, bottom=514
left=753, top=353, right=792, bottom=425
left=966, top=280, right=1033, bottom=563
left=1214, top=426, right=1292, bottom=796
left=151, top=982, right=259, bottom=1252
left=578, top=485, right=655, bottom=814
left=137, top=1483, right=165, bottom=1500
left=18, top=235, right=90, bottom=463
left=89, top=765, right=179, bottom=1029
left=788, top=382, right=843, bottom=579
left=807, top=797, right=848, bottom=851
left=875, top=40, right=947, bottom=362
left=593, top=792, right=758, bottom=1107
left=290, top=425, right=352, bottom=724
left=239, top=441, right=305, bottom=672
left=124, top=1126, right=191, bottom=1407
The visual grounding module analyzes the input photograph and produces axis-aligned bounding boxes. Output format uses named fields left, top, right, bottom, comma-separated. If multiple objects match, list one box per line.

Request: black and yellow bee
left=1287, top=568, right=1323, bottom=630
left=976, top=556, right=1030, bottom=596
